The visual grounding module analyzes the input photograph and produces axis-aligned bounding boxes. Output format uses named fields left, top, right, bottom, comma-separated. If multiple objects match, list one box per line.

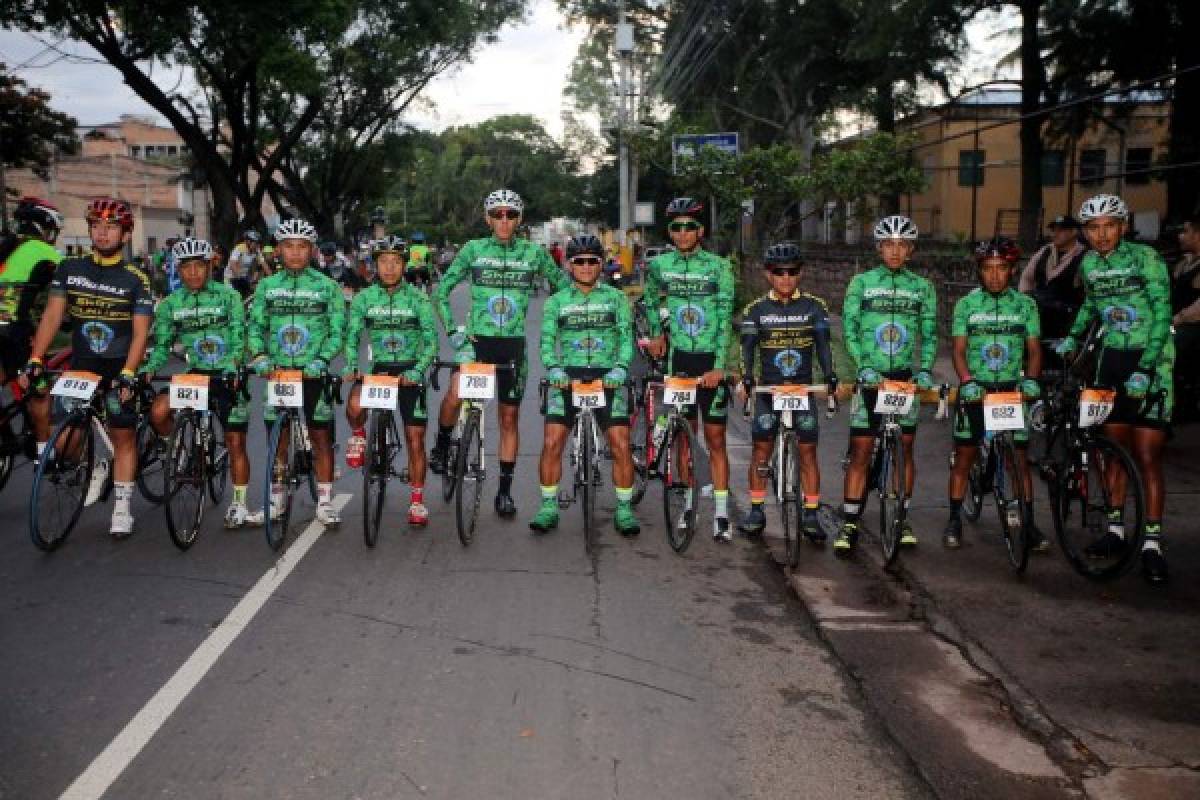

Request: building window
left=1079, top=148, right=1107, bottom=186
left=130, top=145, right=141, bottom=158
left=167, top=145, right=178, bottom=156
left=958, top=150, right=985, bottom=187
left=1041, top=150, right=1065, bottom=186
left=1125, top=147, right=1153, bottom=184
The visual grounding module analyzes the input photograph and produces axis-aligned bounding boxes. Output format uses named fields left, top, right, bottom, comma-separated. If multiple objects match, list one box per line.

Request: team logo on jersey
left=277, top=324, right=310, bottom=357
left=193, top=335, right=226, bottom=366
left=874, top=322, right=908, bottom=355
left=81, top=322, right=115, bottom=354
left=572, top=335, right=603, bottom=353
left=1103, top=304, right=1137, bottom=333
left=487, top=296, right=516, bottom=326
left=981, top=341, right=1010, bottom=372
left=380, top=333, right=407, bottom=354
left=675, top=304, right=706, bottom=336
left=773, top=349, right=803, bottom=377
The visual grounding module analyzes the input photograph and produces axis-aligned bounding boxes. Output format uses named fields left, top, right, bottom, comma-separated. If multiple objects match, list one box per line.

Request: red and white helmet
left=86, top=197, right=134, bottom=231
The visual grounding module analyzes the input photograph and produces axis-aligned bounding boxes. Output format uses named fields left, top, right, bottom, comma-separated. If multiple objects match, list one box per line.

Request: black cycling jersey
left=739, top=290, right=834, bottom=385
left=49, top=253, right=154, bottom=359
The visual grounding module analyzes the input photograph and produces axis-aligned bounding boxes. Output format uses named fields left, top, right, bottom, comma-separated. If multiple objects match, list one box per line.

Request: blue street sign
left=672, top=132, right=740, bottom=174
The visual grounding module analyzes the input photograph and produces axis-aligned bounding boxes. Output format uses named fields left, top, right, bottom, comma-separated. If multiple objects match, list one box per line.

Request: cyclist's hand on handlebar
left=115, top=369, right=138, bottom=403
left=250, top=355, right=272, bottom=376
left=546, top=367, right=569, bottom=388
left=1054, top=337, right=1077, bottom=360
left=18, top=358, right=44, bottom=390
left=699, top=368, right=724, bottom=390
left=958, top=380, right=985, bottom=403
left=915, top=370, right=935, bottom=391
left=401, top=368, right=424, bottom=386
left=645, top=335, right=667, bottom=359
left=856, top=367, right=882, bottom=388
left=449, top=325, right=470, bottom=350
left=1019, top=378, right=1042, bottom=400
left=601, top=366, right=627, bottom=389
left=303, top=358, right=327, bottom=379
left=1124, top=370, right=1151, bottom=399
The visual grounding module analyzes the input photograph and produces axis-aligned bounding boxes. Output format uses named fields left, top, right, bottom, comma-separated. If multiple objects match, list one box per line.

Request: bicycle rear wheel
left=877, top=432, right=906, bottom=567
left=662, top=417, right=697, bottom=553
left=264, top=415, right=297, bottom=552
left=1052, top=433, right=1145, bottom=581
left=441, top=435, right=460, bottom=503
left=135, top=416, right=168, bottom=504
left=165, top=410, right=207, bottom=551
left=207, top=418, right=228, bottom=504
left=962, top=448, right=985, bottom=522
left=780, top=433, right=802, bottom=568
left=362, top=410, right=392, bottom=548
left=629, top=392, right=649, bottom=506
left=29, top=411, right=94, bottom=551
left=994, top=435, right=1031, bottom=574
left=581, top=413, right=598, bottom=556
left=455, top=411, right=483, bottom=546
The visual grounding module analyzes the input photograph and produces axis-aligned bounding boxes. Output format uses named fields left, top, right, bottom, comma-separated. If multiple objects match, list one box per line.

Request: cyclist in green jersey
left=248, top=218, right=346, bottom=527
left=836, top=215, right=938, bottom=555
left=342, top=235, right=438, bottom=526
left=1056, top=194, right=1173, bottom=584
left=643, top=197, right=737, bottom=541
left=141, top=237, right=263, bottom=528
left=944, top=238, right=1047, bottom=550
left=429, top=188, right=569, bottom=518
left=1, top=197, right=63, bottom=382
left=530, top=234, right=639, bottom=536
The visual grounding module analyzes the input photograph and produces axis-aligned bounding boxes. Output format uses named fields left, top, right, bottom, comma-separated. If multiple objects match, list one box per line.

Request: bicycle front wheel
left=662, top=417, right=697, bottom=553
left=455, top=410, right=484, bottom=546
left=994, top=435, right=1031, bottom=574
left=29, top=411, right=94, bottom=551
left=780, top=433, right=802, bottom=568
left=362, top=410, right=392, bottom=548
left=963, top=448, right=985, bottom=522
left=165, top=410, right=207, bottom=551
left=581, top=413, right=598, bottom=556
left=629, top=393, right=649, bottom=506
left=135, top=416, right=168, bottom=504
left=1053, top=433, right=1145, bottom=581
left=207, top=417, right=228, bottom=504
left=877, top=432, right=906, bottom=567
left=441, top=436, right=459, bottom=503
left=264, top=414, right=297, bottom=552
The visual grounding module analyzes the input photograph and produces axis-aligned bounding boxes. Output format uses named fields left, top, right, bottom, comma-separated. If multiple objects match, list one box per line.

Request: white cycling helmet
left=1078, top=194, right=1129, bottom=221
left=276, top=218, right=318, bottom=242
left=484, top=188, right=524, bottom=215
left=873, top=215, right=919, bottom=241
left=171, top=237, right=213, bottom=262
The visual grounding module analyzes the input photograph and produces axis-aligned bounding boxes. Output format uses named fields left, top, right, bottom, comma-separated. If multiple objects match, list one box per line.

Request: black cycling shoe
left=429, top=445, right=448, bottom=476
left=801, top=507, right=826, bottom=543
left=1141, top=548, right=1169, bottom=585
left=1084, top=531, right=1127, bottom=559
left=738, top=506, right=766, bottom=536
left=494, top=492, right=517, bottom=518
left=942, top=515, right=962, bottom=549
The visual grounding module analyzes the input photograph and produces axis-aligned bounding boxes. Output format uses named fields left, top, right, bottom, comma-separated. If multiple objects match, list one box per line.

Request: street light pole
left=616, top=4, right=634, bottom=243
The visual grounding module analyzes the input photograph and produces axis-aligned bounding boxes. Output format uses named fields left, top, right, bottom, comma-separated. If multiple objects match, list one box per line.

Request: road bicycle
left=744, top=384, right=837, bottom=568
left=430, top=359, right=517, bottom=546
left=648, top=373, right=719, bottom=554
left=262, top=371, right=343, bottom=552
left=356, top=372, right=414, bottom=548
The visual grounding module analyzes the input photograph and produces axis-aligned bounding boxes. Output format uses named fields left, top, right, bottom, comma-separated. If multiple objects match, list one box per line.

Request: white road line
left=58, top=493, right=351, bottom=800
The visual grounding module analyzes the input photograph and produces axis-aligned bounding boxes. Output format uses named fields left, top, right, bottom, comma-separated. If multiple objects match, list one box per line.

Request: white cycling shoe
left=85, top=459, right=111, bottom=507
left=316, top=501, right=341, bottom=526
left=109, top=508, right=134, bottom=538
left=224, top=503, right=265, bottom=529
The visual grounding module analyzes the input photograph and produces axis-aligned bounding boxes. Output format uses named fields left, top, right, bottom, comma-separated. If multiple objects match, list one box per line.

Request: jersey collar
left=91, top=251, right=123, bottom=267
left=768, top=288, right=802, bottom=302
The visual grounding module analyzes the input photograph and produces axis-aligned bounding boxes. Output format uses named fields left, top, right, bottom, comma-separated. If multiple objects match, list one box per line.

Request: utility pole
left=616, top=4, right=634, bottom=244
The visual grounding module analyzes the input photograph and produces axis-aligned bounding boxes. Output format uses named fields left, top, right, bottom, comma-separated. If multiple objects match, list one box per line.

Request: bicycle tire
left=207, top=417, right=228, bottom=504
left=0, top=451, right=12, bottom=492
left=264, top=415, right=297, bottom=552
left=581, top=413, right=597, bottom=556
left=29, top=411, right=93, bottom=552
left=135, top=417, right=168, bottom=504
left=165, top=410, right=206, bottom=551
left=963, top=448, right=985, bottom=522
left=781, top=433, right=802, bottom=568
left=629, top=394, right=649, bottom=506
left=455, top=410, right=483, bottom=546
left=362, top=410, right=390, bottom=548
left=441, top=437, right=459, bottom=503
left=878, top=431, right=906, bottom=567
left=994, top=435, right=1031, bottom=574
left=1052, top=433, right=1145, bottom=581
left=662, top=416, right=697, bottom=553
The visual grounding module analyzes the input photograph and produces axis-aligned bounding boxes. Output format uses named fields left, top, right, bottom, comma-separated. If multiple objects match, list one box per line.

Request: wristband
left=28, top=356, right=43, bottom=365
left=120, top=368, right=136, bottom=377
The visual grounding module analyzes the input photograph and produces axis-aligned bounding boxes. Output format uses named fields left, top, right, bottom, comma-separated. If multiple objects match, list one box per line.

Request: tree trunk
left=1017, top=0, right=1045, bottom=249
left=873, top=80, right=900, bottom=214
left=1167, top=1, right=1200, bottom=221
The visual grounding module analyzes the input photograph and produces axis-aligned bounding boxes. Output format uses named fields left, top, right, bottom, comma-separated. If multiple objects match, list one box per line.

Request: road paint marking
left=820, top=621, right=925, bottom=632
left=58, top=493, right=351, bottom=800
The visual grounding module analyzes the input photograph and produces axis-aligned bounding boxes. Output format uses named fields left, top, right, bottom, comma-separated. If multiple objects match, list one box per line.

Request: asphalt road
left=0, top=287, right=930, bottom=800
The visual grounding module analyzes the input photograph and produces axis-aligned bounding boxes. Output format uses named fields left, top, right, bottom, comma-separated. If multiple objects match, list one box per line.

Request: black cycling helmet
left=764, top=242, right=802, bottom=266
left=665, top=196, right=705, bottom=221
left=13, top=197, right=64, bottom=241
left=974, top=236, right=1021, bottom=265
left=566, top=234, right=605, bottom=259
left=319, top=240, right=338, bottom=255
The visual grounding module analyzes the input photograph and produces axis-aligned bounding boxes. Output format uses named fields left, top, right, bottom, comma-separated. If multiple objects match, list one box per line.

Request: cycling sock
left=615, top=486, right=633, bottom=505
left=411, top=486, right=424, bottom=505
left=436, top=426, right=453, bottom=449
left=113, top=481, right=134, bottom=513
left=949, top=498, right=962, bottom=519
left=540, top=485, right=557, bottom=507
left=749, top=489, right=766, bottom=507
left=713, top=489, right=728, bottom=519
left=317, top=482, right=333, bottom=504
left=842, top=500, right=864, bottom=521
left=1143, top=520, right=1162, bottom=553
left=684, top=488, right=694, bottom=511
left=233, top=485, right=248, bottom=505
left=804, top=494, right=820, bottom=510
left=498, top=461, right=516, bottom=494
left=352, top=427, right=365, bottom=439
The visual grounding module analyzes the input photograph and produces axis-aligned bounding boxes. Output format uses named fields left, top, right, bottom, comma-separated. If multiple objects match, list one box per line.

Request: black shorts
left=158, top=371, right=249, bottom=433
left=355, top=364, right=427, bottom=427
left=849, top=369, right=919, bottom=438
left=464, top=336, right=527, bottom=405
left=1094, top=347, right=1173, bottom=429
left=543, top=366, right=630, bottom=429
left=262, top=377, right=336, bottom=433
left=750, top=389, right=818, bottom=444
left=950, top=382, right=1029, bottom=446
left=668, top=350, right=728, bottom=424
left=55, top=356, right=137, bottom=429
left=0, top=324, right=31, bottom=378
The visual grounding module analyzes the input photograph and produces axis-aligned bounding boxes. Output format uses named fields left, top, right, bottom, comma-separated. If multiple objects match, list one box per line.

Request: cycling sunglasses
left=488, top=209, right=521, bottom=220
left=570, top=256, right=603, bottom=266
left=668, top=220, right=702, bottom=232
left=768, top=267, right=802, bottom=277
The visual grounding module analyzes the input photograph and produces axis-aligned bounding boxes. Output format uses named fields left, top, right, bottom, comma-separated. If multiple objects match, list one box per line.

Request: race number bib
left=772, top=385, right=810, bottom=412
left=360, top=374, right=400, bottom=411
left=267, top=370, right=304, bottom=408
left=983, top=391, right=1024, bottom=432
left=458, top=363, right=496, bottom=400
left=1078, top=388, right=1116, bottom=428
left=51, top=370, right=100, bottom=401
left=663, top=376, right=697, bottom=407
left=571, top=380, right=606, bottom=409
left=874, top=380, right=916, bottom=415
left=169, top=373, right=211, bottom=411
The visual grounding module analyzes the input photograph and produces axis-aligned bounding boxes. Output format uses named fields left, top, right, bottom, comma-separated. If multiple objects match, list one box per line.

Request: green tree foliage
left=0, top=63, right=78, bottom=228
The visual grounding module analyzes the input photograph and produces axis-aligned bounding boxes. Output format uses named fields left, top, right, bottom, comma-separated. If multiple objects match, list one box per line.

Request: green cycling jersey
left=643, top=248, right=735, bottom=368
left=343, top=281, right=438, bottom=380
left=0, top=238, right=61, bottom=328
left=540, top=283, right=634, bottom=371
left=951, top=288, right=1040, bottom=384
left=433, top=235, right=568, bottom=337
left=248, top=266, right=345, bottom=369
left=843, top=265, right=938, bottom=375
left=1067, top=241, right=1172, bottom=370
left=143, top=280, right=246, bottom=375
